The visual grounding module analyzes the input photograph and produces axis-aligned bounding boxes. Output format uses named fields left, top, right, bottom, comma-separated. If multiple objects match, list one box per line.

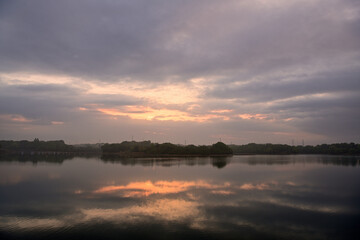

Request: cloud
left=0, top=0, right=359, bottom=144
left=0, top=80, right=140, bottom=122
left=207, top=66, right=360, bottom=103
left=1, top=0, right=359, bottom=82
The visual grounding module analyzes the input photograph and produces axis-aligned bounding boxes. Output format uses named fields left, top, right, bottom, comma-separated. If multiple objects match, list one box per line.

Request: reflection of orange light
left=82, top=199, right=202, bottom=223
left=97, top=106, right=230, bottom=122
left=239, top=183, right=269, bottom=190
left=286, top=181, right=297, bottom=186
left=95, top=180, right=276, bottom=198
left=94, top=180, right=230, bottom=197
left=211, top=190, right=235, bottom=195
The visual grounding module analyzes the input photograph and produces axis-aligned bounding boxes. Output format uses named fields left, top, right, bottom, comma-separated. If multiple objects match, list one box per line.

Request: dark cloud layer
left=208, top=67, right=360, bottom=102
left=1, top=0, right=359, bottom=81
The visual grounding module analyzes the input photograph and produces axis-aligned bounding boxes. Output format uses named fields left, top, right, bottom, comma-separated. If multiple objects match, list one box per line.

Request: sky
left=0, top=0, right=360, bottom=145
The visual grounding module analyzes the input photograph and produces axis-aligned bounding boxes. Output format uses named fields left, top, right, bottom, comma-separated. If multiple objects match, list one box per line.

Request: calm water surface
left=0, top=155, right=359, bottom=240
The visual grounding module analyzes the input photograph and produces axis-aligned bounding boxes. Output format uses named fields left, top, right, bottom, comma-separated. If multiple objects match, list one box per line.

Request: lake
left=0, top=154, right=359, bottom=240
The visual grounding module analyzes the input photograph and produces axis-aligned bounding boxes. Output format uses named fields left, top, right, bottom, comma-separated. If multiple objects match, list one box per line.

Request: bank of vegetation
left=0, top=139, right=233, bottom=157
left=101, top=141, right=233, bottom=156
left=229, top=143, right=360, bottom=155
left=1, top=139, right=359, bottom=156
left=0, top=139, right=101, bottom=154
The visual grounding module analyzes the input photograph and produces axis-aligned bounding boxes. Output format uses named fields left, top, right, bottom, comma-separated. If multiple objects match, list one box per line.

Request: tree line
left=1, top=139, right=359, bottom=155
left=229, top=143, right=360, bottom=155
left=101, top=141, right=233, bottom=156
left=0, top=139, right=101, bottom=153
left=0, top=139, right=233, bottom=156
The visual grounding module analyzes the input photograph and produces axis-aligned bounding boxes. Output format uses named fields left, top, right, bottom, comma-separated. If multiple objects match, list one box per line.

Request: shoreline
left=101, top=152, right=233, bottom=158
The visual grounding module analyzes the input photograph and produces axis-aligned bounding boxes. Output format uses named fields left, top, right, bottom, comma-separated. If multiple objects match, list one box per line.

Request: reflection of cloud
left=211, top=190, right=235, bottom=195
left=94, top=180, right=231, bottom=197
left=82, top=199, right=203, bottom=223
left=265, top=198, right=348, bottom=214
left=239, top=183, right=270, bottom=190
left=0, top=175, right=23, bottom=185
left=48, top=173, right=61, bottom=179
left=286, top=181, right=297, bottom=186
left=94, top=180, right=279, bottom=197
left=0, top=216, right=64, bottom=230
left=238, top=181, right=279, bottom=190
left=0, top=199, right=204, bottom=230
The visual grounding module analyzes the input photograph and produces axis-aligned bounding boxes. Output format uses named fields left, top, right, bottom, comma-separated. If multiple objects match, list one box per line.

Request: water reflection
left=241, top=155, right=360, bottom=166
left=101, top=155, right=231, bottom=168
left=0, top=155, right=359, bottom=240
left=82, top=198, right=202, bottom=223
left=93, top=180, right=231, bottom=197
left=0, top=153, right=98, bottom=165
left=1, top=154, right=359, bottom=167
left=0, top=153, right=72, bottom=165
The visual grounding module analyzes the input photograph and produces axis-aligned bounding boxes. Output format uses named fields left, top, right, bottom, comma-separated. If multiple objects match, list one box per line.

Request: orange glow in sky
left=97, top=106, right=230, bottom=122
left=0, top=114, right=34, bottom=123
left=238, top=114, right=268, bottom=120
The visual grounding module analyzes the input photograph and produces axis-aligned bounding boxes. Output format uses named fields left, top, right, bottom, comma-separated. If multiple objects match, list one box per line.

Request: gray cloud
left=1, top=0, right=359, bottom=82
left=0, top=82, right=140, bottom=123
left=208, top=66, right=360, bottom=102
